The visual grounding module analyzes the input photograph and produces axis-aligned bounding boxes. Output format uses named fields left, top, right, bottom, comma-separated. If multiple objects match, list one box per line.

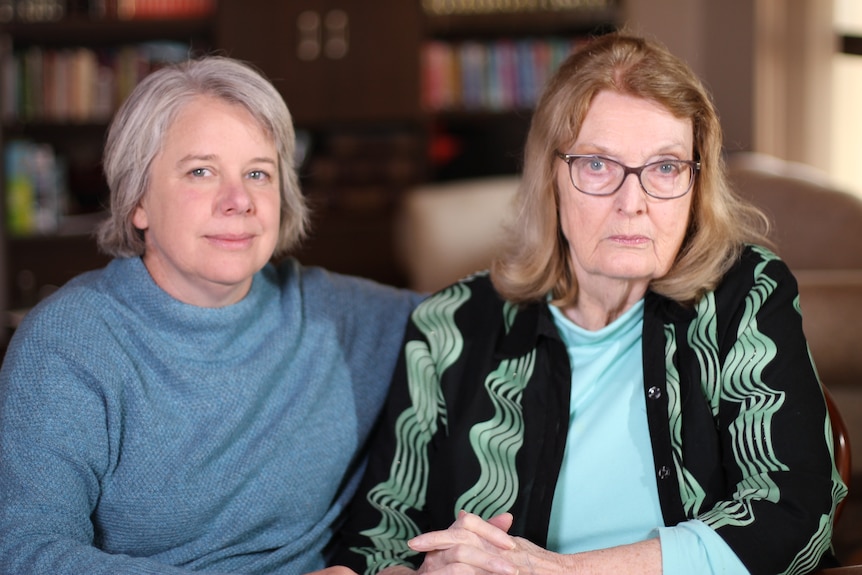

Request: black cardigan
left=333, top=246, right=845, bottom=575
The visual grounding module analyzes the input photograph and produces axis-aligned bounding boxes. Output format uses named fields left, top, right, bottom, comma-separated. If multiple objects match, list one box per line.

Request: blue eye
left=656, top=162, right=681, bottom=175
left=190, top=167, right=213, bottom=178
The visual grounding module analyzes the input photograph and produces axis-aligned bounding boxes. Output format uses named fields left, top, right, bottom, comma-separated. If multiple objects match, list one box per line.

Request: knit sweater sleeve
left=0, top=295, right=222, bottom=575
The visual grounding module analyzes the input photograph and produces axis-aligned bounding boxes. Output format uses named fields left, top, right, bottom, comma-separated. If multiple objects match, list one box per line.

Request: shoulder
left=710, top=244, right=799, bottom=307
left=648, top=245, right=800, bottom=328
left=412, top=272, right=545, bottom=340
left=270, top=257, right=424, bottom=325
left=1, top=263, right=130, bottom=396
left=13, top=264, right=115, bottom=342
left=728, top=244, right=795, bottom=284
left=413, top=272, right=503, bottom=317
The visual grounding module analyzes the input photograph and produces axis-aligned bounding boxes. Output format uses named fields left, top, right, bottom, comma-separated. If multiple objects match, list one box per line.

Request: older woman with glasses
left=332, top=32, right=845, bottom=575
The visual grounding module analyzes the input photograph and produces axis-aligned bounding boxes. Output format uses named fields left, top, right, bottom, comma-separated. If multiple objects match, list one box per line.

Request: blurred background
left=1, top=0, right=861, bottom=562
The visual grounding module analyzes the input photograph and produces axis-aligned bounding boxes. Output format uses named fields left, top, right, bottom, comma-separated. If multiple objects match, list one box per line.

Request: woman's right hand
left=410, top=512, right=520, bottom=575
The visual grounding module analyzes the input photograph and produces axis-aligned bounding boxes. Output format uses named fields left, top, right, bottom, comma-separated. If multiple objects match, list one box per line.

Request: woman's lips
left=206, top=233, right=256, bottom=249
left=609, top=234, right=650, bottom=246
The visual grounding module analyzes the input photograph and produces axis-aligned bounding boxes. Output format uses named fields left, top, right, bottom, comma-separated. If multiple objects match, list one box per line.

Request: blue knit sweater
left=0, top=256, right=421, bottom=574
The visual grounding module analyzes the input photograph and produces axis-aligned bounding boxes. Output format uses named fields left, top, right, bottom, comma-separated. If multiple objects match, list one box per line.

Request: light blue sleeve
left=654, top=520, right=750, bottom=575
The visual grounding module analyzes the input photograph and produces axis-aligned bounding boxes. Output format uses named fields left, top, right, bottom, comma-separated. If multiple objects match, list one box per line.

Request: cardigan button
left=647, top=386, right=662, bottom=400
left=658, top=466, right=671, bottom=480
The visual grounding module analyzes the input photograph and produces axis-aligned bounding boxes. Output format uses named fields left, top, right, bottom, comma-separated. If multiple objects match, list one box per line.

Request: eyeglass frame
left=554, top=151, right=701, bottom=200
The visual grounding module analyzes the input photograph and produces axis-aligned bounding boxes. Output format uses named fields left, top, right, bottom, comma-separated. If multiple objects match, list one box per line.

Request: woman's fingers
left=410, top=512, right=515, bottom=552
left=418, top=546, right=519, bottom=575
left=408, top=513, right=520, bottom=575
left=485, top=513, right=514, bottom=533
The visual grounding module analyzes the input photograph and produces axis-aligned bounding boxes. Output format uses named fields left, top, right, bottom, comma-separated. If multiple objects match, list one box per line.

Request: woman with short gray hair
left=0, top=55, right=422, bottom=574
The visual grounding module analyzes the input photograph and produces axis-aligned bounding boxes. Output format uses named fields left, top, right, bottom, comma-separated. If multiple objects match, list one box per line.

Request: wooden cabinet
left=216, top=0, right=422, bottom=127
left=216, top=1, right=426, bottom=289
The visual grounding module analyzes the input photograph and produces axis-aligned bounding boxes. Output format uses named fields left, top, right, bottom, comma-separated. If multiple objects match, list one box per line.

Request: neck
left=561, top=279, right=648, bottom=331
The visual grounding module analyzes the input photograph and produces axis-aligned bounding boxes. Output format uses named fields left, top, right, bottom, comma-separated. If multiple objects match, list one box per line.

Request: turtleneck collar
left=99, top=257, right=285, bottom=361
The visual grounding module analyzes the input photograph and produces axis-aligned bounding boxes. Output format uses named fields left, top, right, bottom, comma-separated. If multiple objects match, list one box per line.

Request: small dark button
left=647, top=386, right=662, bottom=400
left=658, top=466, right=671, bottom=480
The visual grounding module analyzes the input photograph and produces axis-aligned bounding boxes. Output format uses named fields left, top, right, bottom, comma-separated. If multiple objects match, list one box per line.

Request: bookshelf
left=0, top=0, right=219, bottom=337
left=419, top=0, right=619, bottom=180
left=0, top=0, right=619, bottom=349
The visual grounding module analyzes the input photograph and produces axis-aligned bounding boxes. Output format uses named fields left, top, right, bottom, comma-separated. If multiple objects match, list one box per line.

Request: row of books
left=421, top=0, right=612, bottom=16
left=5, top=140, right=68, bottom=236
left=421, top=37, right=585, bottom=112
left=0, top=0, right=216, bottom=22
left=1, top=41, right=190, bottom=123
left=103, top=0, right=216, bottom=20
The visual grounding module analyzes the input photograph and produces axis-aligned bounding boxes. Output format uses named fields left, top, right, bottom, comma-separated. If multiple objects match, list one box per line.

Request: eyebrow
left=175, top=154, right=278, bottom=167
left=575, top=142, right=688, bottom=154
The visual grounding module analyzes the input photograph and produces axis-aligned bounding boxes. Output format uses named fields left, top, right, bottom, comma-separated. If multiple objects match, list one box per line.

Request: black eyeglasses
left=555, top=152, right=700, bottom=200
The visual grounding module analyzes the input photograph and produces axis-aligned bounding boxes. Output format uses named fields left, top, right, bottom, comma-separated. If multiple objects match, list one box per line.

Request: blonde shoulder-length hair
left=491, top=32, right=770, bottom=307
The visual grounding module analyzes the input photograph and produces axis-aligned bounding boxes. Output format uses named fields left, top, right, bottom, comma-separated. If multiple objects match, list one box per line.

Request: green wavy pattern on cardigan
left=353, top=284, right=470, bottom=574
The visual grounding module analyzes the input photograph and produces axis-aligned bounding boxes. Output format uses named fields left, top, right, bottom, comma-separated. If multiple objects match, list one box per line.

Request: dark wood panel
left=216, top=0, right=422, bottom=127
left=842, top=35, right=862, bottom=56
left=6, top=232, right=110, bottom=310
left=3, top=17, right=214, bottom=49
left=423, top=6, right=618, bottom=38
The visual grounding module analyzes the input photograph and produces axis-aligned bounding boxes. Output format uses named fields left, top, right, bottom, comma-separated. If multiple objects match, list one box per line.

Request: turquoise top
left=548, top=301, right=748, bottom=574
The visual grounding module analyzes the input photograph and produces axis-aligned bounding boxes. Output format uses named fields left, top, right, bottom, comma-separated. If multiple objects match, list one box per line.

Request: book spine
left=0, top=35, right=17, bottom=122
left=4, top=140, right=66, bottom=235
left=421, top=0, right=611, bottom=15
left=122, top=0, right=216, bottom=20
left=6, top=41, right=190, bottom=122
left=421, top=36, right=584, bottom=112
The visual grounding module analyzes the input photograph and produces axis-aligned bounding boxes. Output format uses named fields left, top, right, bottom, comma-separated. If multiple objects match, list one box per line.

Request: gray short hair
left=97, top=55, right=308, bottom=257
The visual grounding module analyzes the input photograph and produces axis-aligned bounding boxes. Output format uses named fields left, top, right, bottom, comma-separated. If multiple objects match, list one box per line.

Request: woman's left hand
left=409, top=511, right=662, bottom=575
left=408, top=511, right=558, bottom=575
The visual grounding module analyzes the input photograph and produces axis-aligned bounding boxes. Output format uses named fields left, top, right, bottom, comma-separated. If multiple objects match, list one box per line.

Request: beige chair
left=725, top=154, right=862, bottom=390
left=726, top=152, right=862, bottom=271
left=394, top=175, right=520, bottom=294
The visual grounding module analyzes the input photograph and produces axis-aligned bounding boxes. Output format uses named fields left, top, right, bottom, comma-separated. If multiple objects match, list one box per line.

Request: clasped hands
left=318, top=511, right=567, bottom=575
left=410, top=510, right=567, bottom=575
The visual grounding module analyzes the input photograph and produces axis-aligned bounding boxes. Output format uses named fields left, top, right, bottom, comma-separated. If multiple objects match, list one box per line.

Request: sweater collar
left=101, top=257, right=281, bottom=359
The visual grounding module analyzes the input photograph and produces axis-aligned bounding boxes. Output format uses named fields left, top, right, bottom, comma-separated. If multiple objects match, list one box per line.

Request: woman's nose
left=217, top=181, right=254, bottom=215
left=615, top=173, right=647, bottom=215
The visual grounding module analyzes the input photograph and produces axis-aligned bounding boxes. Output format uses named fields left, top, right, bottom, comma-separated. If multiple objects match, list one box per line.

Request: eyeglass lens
left=569, top=156, right=694, bottom=198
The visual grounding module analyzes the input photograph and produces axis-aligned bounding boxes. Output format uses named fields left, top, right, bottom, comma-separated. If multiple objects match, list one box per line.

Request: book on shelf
left=0, top=0, right=215, bottom=21
left=4, top=139, right=68, bottom=236
left=116, top=0, right=216, bottom=20
left=421, top=0, right=613, bottom=16
left=2, top=41, right=190, bottom=123
left=6, top=0, right=65, bottom=22
left=421, top=36, right=587, bottom=112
